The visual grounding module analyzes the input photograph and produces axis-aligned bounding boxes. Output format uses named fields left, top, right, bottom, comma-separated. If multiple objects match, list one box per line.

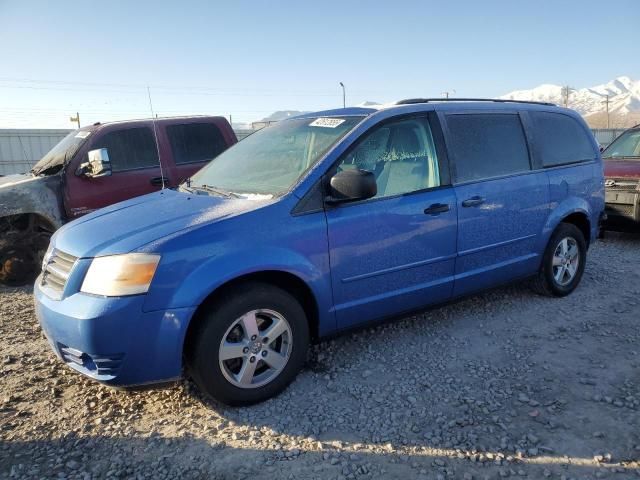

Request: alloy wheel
left=218, top=309, right=292, bottom=389
left=552, top=237, right=580, bottom=286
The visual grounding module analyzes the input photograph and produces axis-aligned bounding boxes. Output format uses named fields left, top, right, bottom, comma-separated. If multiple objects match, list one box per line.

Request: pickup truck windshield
left=189, top=116, right=363, bottom=196
left=603, top=129, right=640, bottom=159
left=31, top=129, right=92, bottom=175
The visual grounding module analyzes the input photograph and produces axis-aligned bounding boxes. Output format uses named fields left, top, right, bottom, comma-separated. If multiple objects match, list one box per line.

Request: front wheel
left=187, top=283, right=309, bottom=406
left=531, top=223, right=587, bottom=297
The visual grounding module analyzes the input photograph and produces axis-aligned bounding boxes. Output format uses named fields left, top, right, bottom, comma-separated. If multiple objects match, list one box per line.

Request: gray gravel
left=1, top=232, right=640, bottom=479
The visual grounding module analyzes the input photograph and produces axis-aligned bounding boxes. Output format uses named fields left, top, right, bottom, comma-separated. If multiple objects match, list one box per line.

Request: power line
left=0, top=77, right=385, bottom=97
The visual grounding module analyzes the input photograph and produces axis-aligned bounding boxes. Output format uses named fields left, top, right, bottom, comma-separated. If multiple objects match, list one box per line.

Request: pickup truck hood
left=0, top=173, right=65, bottom=228
left=53, top=189, right=275, bottom=258
left=603, top=159, right=640, bottom=179
left=0, top=173, right=36, bottom=188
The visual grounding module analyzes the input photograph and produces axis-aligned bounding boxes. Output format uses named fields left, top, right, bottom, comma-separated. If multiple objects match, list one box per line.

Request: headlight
left=80, top=253, right=160, bottom=297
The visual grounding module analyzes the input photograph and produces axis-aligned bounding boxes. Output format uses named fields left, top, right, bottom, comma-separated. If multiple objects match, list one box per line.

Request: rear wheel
left=531, top=223, right=587, bottom=297
left=187, top=282, right=309, bottom=406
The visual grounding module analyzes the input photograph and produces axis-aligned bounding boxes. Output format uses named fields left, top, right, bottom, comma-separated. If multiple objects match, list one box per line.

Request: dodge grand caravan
left=35, top=99, right=604, bottom=405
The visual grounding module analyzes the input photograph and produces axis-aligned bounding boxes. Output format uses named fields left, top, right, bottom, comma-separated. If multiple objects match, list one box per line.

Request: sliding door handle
left=461, top=196, right=485, bottom=207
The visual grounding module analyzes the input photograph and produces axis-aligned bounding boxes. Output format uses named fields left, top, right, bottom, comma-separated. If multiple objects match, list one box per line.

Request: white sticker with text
left=75, top=131, right=91, bottom=138
left=309, top=118, right=345, bottom=128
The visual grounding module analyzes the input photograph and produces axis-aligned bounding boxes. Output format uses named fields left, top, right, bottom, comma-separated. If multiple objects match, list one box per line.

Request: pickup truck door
left=165, top=121, right=236, bottom=184
left=63, top=126, right=169, bottom=218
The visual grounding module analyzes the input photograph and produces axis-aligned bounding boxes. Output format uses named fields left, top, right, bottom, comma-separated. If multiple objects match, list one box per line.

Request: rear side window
left=93, top=127, right=159, bottom=172
left=167, top=123, right=227, bottom=165
left=530, top=112, right=595, bottom=167
left=446, top=114, right=530, bottom=183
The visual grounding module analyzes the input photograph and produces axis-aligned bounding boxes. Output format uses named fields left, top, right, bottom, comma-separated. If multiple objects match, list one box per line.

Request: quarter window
left=530, top=112, right=595, bottom=166
left=336, top=117, right=440, bottom=198
left=167, top=123, right=228, bottom=165
left=92, top=127, right=159, bottom=172
left=446, top=113, right=530, bottom=183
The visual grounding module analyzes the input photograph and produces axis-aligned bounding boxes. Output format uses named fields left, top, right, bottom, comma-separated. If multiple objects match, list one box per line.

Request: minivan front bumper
left=34, top=278, right=195, bottom=387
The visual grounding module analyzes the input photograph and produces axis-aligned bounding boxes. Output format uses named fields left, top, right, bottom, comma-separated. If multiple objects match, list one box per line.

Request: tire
left=0, top=219, right=52, bottom=286
left=531, top=223, right=587, bottom=297
left=187, top=282, right=310, bottom=406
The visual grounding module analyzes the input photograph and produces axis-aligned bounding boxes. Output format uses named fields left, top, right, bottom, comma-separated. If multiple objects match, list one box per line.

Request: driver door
left=325, top=113, right=458, bottom=330
left=64, top=126, right=167, bottom=218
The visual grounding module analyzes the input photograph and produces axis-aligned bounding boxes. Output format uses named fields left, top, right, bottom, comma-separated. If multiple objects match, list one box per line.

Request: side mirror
left=326, top=169, right=377, bottom=204
left=76, top=148, right=112, bottom=178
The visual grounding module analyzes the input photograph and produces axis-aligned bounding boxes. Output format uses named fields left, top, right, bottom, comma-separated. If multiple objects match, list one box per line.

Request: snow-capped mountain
left=500, top=76, right=640, bottom=116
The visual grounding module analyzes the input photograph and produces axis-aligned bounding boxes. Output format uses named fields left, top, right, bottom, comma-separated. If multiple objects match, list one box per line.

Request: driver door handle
left=424, top=203, right=450, bottom=215
left=462, top=196, right=485, bottom=207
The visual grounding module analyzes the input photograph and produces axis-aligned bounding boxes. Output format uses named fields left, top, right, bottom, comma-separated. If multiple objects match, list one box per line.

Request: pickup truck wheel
left=187, top=282, right=309, bottom=406
left=531, top=223, right=587, bottom=297
left=0, top=216, right=53, bottom=286
left=0, top=242, right=39, bottom=286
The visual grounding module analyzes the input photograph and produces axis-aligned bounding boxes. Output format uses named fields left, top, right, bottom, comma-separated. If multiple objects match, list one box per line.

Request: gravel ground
left=1, top=232, right=639, bottom=480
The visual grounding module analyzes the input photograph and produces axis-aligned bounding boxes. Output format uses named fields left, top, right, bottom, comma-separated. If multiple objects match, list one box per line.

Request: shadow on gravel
left=2, top=434, right=637, bottom=479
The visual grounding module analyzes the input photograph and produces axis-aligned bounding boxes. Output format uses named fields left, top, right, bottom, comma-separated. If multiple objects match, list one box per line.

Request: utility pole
left=602, top=95, right=610, bottom=129
left=339, top=82, right=346, bottom=108
left=561, top=86, right=574, bottom=108
left=69, top=112, right=80, bottom=129
left=441, top=90, right=456, bottom=99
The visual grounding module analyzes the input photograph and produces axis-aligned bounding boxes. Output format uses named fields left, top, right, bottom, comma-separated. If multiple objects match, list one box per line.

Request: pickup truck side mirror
left=326, top=168, right=377, bottom=204
left=76, top=148, right=112, bottom=178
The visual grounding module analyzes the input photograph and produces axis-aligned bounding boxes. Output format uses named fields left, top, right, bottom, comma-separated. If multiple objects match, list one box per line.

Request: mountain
left=258, top=110, right=309, bottom=122
left=500, top=76, right=640, bottom=117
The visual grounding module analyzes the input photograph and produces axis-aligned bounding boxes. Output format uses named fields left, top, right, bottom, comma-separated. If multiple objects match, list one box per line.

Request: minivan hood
left=53, top=189, right=275, bottom=258
left=603, top=158, right=640, bottom=179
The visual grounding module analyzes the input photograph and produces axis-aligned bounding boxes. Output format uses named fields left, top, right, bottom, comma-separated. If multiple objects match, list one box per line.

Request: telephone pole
left=441, top=90, right=456, bottom=99
left=602, top=95, right=610, bottom=129
left=69, top=112, right=80, bottom=129
left=561, top=86, right=574, bottom=108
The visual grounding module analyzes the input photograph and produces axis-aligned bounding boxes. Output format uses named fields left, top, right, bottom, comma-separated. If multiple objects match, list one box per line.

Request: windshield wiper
left=603, top=155, right=640, bottom=160
left=192, top=184, right=242, bottom=198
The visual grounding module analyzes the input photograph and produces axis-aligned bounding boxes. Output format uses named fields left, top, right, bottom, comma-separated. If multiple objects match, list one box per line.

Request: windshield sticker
left=309, top=118, right=346, bottom=128
left=75, top=131, right=91, bottom=139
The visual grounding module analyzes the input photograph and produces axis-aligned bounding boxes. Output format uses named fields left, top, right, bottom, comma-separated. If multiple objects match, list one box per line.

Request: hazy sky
left=1, top=0, right=638, bottom=128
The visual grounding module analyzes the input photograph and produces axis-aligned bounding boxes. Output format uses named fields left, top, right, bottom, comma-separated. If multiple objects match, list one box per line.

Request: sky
left=0, top=0, right=638, bottom=128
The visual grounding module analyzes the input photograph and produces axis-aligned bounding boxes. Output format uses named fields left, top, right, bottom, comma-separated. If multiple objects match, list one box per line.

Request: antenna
left=147, top=85, right=165, bottom=189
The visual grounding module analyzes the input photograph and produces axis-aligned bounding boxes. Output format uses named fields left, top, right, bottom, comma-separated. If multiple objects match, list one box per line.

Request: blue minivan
left=35, top=99, right=604, bottom=405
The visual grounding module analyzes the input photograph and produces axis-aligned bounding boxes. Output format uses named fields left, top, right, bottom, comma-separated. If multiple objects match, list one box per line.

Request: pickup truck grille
left=605, top=178, right=639, bottom=192
left=41, top=249, right=77, bottom=295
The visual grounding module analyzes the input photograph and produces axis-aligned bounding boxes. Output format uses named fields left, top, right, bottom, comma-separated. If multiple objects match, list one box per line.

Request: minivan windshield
left=31, top=129, right=92, bottom=175
left=188, top=116, right=363, bottom=196
left=602, top=129, right=640, bottom=159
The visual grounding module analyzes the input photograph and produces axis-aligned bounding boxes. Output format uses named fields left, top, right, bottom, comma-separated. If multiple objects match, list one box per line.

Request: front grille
left=41, top=249, right=77, bottom=295
left=58, top=344, right=125, bottom=377
left=605, top=178, right=640, bottom=192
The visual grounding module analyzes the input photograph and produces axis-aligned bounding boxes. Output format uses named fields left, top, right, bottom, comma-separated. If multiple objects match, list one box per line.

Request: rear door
left=442, top=111, right=550, bottom=296
left=64, top=126, right=166, bottom=218
left=166, top=122, right=231, bottom=184
left=325, top=113, right=458, bottom=329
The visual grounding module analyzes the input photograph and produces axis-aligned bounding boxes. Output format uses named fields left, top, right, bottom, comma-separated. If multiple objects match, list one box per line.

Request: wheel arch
left=183, top=269, right=321, bottom=360
left=541, top=196, right=594, bottom=252
left=559, top=211, right=591, bottom=247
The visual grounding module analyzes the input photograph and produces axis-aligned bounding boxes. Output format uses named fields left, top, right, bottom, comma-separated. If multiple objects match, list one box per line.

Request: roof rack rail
left=395, top=98, right=557, bottom=107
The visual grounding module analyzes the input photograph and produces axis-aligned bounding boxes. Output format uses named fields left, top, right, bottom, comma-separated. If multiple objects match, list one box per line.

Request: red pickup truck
left=602, top=124, right=640, bottom=225
left=0, top=116, right=237, bottom=285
